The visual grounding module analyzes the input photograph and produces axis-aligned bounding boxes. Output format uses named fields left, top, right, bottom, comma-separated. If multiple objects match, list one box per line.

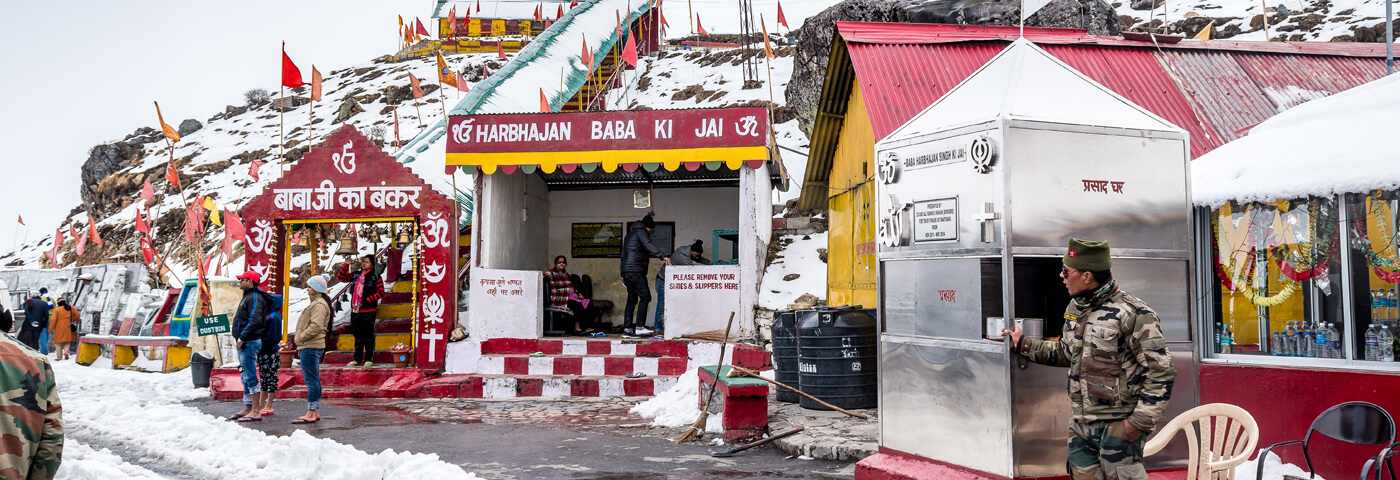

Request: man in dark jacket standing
left=20, top=291, right=52, bottom=351
left=337, top=255, right=385, bottom=367
left=231, top=270, right=270, bottom=422
left=619, top=215, right=669, bottom=336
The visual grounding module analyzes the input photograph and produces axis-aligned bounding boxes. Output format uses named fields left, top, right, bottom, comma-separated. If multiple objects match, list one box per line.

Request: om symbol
left=734, top=115, right=760, bottom=137
left=878, top=195, right=910, bottom=248
left=247, top=220, right=275, bottom=253
left=421, top=212, right=450, bottom=248
left=332, top=141, right=356, bottom=175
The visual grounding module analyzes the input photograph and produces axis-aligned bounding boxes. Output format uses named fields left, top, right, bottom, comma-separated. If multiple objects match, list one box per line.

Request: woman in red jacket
left=337, top=255, right=385, bottom=367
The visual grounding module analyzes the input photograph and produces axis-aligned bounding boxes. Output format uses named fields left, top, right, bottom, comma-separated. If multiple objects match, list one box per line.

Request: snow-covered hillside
left=1115, top=0, right=1397, bottom=41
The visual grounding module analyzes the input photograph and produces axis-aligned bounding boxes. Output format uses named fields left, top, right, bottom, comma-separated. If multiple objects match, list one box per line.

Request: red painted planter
left=391, top=349, right=412, bottom=368
left=278, top=350, right=296, bottom=369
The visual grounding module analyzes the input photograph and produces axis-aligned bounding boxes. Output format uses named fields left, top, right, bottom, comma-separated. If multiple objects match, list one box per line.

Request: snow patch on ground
left=630, top=368, right=722, bottom=433
left=758, top=232, right=827, bottom=310
left=54, top=362, right=477, bottom=479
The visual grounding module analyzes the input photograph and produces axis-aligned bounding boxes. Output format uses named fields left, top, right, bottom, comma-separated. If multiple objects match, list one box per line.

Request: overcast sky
left=0, top=1, right=431, bottom=256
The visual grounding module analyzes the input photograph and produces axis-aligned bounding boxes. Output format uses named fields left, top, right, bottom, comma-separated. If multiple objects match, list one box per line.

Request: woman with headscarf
left=48, top=298, right=78, bottom=361
left=293, top=274, right=332, bottom=424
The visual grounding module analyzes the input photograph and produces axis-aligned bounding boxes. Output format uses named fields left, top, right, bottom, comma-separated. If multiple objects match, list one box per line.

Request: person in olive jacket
left=293, top=274, right=332, bottom=425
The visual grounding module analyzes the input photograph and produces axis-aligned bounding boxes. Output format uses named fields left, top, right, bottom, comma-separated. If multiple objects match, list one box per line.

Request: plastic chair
left=1256, top=401, right=1395, bottom=480
left=1145, top=403, right=1259, bottom=480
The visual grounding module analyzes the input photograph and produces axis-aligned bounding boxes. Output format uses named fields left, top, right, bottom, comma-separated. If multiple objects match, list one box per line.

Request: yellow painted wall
left=826, top=81, right=878, bottom=308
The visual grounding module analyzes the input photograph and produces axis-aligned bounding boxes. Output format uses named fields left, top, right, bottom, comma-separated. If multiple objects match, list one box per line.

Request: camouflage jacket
left=1016, top=284, right=1176, bottom=433
left=0, top=332, right=62, bottom=479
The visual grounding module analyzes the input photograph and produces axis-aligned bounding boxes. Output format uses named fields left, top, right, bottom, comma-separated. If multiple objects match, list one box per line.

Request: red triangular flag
left=448, top=6, right=457, bottom=34
left=498, top=44, right=507, bottom=60
left=545, top=18, right=552, bottom=28
left=534, top=4, right=542, bottom=21
left=47, top=228, right=63, bottom=266
left=88, top=214, right=103, bottom=248
left=69, top=225, right=79, bottom=245
left=141, top=179, right=154, bottom=203
left=660, top=9, right=669, bottom=27
left=571, top=0, right=578, bottom=7
left=697, top=14, right=709, bottom=36
left=76, top=230, right=87, bottom=256
left=477, top=0, right=481, bottom=12
left=409, top=72, right=424, bottom=99
left=540, top=89, right=551, bottom=112
left=310, top=66, right=323, bottom=102
left=557, top=4, right=564, bottom=18
left=16, top=215, right=23, bottom=226
left=224, top=208, right=246, bottom=242
left=140, top=236, right=155, bottom=266
left=416, top=18, right=430, bottom=37
left=455, top=71, right=469, bottom=92
left=777, top=1, right=789, bottom=28
left=220, top=234, right=234, bottom=268
left=616, top=11, right=622, bottom=36
left=483, top=64, right=491, bottom=77
left=165, top=160, right=180, bottom=188
left=249, top=160, right=264, bottom=182
left=581, top=36, right=593, bottom=67
left=281, top=43, right=305, bottom=88
left=136, top=207, right=150, bottom=234
left=622, top=30, right=638, bottom=67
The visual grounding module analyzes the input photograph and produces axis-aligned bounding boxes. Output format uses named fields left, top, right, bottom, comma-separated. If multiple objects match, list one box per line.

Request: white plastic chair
left=1145, top=403, right=1260, bottom=480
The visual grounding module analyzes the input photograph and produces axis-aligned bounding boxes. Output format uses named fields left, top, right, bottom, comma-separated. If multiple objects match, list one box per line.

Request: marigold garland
left=1240, top=282, right=1297, bottom=307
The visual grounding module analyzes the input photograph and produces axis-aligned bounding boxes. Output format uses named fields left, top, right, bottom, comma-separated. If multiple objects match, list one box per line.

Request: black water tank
left=797, top=307, right=877, bottom=410
left=771, top=309, right=801, bottom=403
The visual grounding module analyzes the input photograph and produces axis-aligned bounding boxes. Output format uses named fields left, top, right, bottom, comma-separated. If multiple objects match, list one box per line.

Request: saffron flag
left=534, top=4, right=542, bottom=21
left=223, top=208, right=246, bottom=242
left=448, top=7, right=457, bottom=34
left=616, top=11, right=622, bottom=36
left=540, top=89, right=551, bottom=112
left=249, top=160, right=263, bottom=182
left=311, top=66, right=323, bottom=102
left=154, top=101, right=181, bottom=143
left=204, top=197, right=221, bottom=226
left=76, top=229, right=87, bottom=256
left=416, top=18, right=430, bottom=37
left=136, top=207, right=149, bottom=234
left=660, top=9, right=669, bottom=28
left=221, top=234, right=235, bottom=267
left=399, top=14, right=404, bottom=27
left=166, top=160, right=180, bottom=188
left=622, top=29, right=638, bottom=67
left=697, top=14, right=709, bottom=35
left=282, top=43, right=305, bottom=88
left=409, top=72, right=424, bottom=99
left=777, top=1, right=789, bottom=28
left=69, top=225, right=79, bottom=245
left=185, top=202, right=203, bottom=242
left=581, top=36, right=593, bottom=67
left=46, top=229, right=63, bottom=266
left=1193, top=20, right=1214, bottom=39
left=498, top=44, right=507, bottom=60
left=141, top=179, right=154, bottom=203
left=762, top=16, right=775, bottom=60
left=437, top=50, right=457, bottom=88
left=140, top=236, right=155, bottom=266
left=16, top=215, right=22, bottom=226
left=88, top=214, right=102, bottom=248
left=455, top=71, right=469, bottom=92
left=557, top=4, right=564, bottom=18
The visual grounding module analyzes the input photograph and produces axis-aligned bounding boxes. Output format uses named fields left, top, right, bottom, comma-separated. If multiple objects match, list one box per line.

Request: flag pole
left=688, top=0, right=694, bottom=34
left=280, top=42, right=287, bottom=179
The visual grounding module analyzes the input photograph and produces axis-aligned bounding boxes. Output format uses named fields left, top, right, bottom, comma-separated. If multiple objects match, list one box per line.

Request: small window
left=1346, top=191, right=1400, bottom=363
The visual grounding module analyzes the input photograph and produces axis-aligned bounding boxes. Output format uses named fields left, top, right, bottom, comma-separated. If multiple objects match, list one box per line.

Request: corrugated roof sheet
left=796, top=21, right=1391, bottom=209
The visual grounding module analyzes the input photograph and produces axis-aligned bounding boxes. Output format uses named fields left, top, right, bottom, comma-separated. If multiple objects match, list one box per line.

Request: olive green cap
left=1063, top=238, right=1111, bottom=272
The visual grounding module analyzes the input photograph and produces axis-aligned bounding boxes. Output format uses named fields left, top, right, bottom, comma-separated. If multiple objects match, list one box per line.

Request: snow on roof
left=1191, top=73, right=1400, bottom=208
left=881, top=38, right=1184, bottom=145
left=450, top=0, right=651, bottom=115
left=435, top=0, right=573, bottom=20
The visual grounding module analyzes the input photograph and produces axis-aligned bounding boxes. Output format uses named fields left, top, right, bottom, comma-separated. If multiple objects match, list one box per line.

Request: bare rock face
left=178, top=119, right=203, bottom=137
left=786, top=0, right=1123, bottom=136
left=80, top=127, right=164, bottom=213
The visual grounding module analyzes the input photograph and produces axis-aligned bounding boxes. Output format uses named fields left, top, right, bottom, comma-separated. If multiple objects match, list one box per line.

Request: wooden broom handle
left=727, top=365, right=869, bottom=419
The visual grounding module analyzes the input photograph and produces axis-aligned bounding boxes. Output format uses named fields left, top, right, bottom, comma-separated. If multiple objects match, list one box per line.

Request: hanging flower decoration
left=1348, top=192, right=1400, bottom=283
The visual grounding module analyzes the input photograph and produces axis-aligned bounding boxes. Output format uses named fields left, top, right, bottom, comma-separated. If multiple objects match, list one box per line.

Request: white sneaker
left=634, top=326, right=655, bottom=336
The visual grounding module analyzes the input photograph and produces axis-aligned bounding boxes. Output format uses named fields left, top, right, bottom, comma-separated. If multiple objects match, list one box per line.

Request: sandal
left=259, top=409, right=274, bottom=416
left=228, top=413, right=246, bottom=420
left=291, top=418, right=320, bottom=424
left=237, top=416, right=263, bottom=422
left=626, top=372, right=647, bottom=378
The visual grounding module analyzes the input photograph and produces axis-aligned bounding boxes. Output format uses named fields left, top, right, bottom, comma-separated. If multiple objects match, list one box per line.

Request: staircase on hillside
left=562, top=45, right=625, bottom=112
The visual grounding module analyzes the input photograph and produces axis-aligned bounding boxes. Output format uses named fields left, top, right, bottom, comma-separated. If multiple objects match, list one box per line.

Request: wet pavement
left=193, top=396, right=856, bottom=479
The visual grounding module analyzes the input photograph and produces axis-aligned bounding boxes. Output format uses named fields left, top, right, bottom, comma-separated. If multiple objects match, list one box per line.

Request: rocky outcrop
left=178, top=119, right=203, bottom=137
left=80, top=127, right=164, bottom=214
left=786, top=0, right=1123, bottom=136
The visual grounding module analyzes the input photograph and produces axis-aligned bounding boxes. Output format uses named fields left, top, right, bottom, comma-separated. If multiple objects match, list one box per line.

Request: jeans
left=351, top=312, right=376, bottom=363
left=299, top=348, right=324, bottom=410
left=238, top=339, right=263, bottom=405
left=622, top=272, right=650, bottom=329
left=653, top=277, right=666, bottom=333
left=39, top=329, right=48, bottom=355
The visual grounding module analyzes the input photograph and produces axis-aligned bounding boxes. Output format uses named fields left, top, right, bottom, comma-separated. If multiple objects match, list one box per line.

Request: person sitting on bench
left=544, top=255, right=600, bottom=336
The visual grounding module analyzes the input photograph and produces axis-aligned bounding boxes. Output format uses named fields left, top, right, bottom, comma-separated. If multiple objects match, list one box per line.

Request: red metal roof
left=835, top=21, right=1390, bottom=154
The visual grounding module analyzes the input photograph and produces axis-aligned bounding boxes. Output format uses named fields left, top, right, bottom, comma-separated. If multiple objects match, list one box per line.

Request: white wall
left=663, top=264, right=742, bottom=338
left=467, top=268, right=543, bottom=340
left=545, top=186, right=740, bottom=325
left=736, top=166, right=772, bottom=338
left=477, top=172, right=550, bottom=271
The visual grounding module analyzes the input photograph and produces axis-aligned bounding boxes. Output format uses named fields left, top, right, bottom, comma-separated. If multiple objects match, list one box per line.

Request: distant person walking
left=48, top=299, right=77, bottom=361
left=338, top=255, right=385, bottom=367
left=293, top=275, right=331, bottom=425
left=230, top=270, right=271, bottom=422
left=20, top=291, right=51, bottom=351
left=619, top=214, right=669, bottom=337
left=0, top=314, right=64, bottom=478
left=35, top=288, right=54, bottom=356
left=654, top=240, right=710, bottom=337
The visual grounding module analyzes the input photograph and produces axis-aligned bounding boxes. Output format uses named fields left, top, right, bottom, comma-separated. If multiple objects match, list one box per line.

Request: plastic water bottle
left=1380, top=325, right=1395, bottom=362
left=1328, top=323, right=1343, bottom=359
left=1365, top=324, right=1380, bottom=361
left=1222, top=326, right=1234, bottom=354
left=1215, top=322, right=1224, bottom=353
left=1372, top=290, right=1382, bottom=322
left=1314, top=322, right=1328, bottom=358
left=1283, top=322, right=1296, bottom=356
left=1300, top=322, right=1314, bottom=357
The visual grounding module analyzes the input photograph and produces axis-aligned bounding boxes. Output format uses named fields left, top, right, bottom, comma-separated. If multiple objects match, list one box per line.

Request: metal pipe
left=1387, top=0, right=1394, bottom=74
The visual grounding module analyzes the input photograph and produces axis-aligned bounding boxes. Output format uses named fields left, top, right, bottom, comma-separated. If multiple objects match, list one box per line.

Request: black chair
left=542, top=277, right=567, bottom=336
left=1256, top=401, right=1395, bottom=480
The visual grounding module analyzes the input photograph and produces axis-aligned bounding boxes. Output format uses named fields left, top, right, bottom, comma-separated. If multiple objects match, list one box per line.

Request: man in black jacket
left=231, top=270, right=270, bottom=422
left=20, top=291, right=51, bottom=350
left=619, top=215, right=669, bottom=336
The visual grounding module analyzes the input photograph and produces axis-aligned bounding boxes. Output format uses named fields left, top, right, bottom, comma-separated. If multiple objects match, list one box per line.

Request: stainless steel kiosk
left=871, top=39, right=1199, bottom=478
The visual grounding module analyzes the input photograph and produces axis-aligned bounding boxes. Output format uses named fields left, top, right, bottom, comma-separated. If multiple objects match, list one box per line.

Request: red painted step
left=323, top=350, right=398, bottom=365
left=479, top=338, right=690, bottom=357
left=329, top=317, right=413, bottom=336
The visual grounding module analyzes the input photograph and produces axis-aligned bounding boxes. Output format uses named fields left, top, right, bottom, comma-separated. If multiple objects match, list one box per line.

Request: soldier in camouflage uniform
left=1003, top=239, right=1175, bottom=480
left=0, top=327, right=63, bottom=479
